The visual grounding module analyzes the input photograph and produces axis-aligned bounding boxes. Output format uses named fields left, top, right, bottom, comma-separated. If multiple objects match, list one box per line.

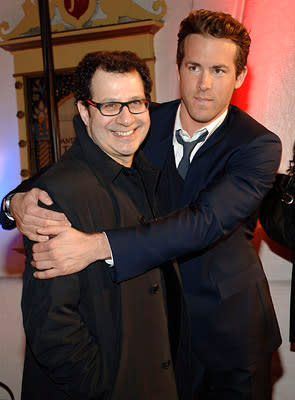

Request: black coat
left=21, top=115, right=191, bottom=399
left=106, top=101, right=282, bottom=370
left=260, top=173, right=295, bottom=342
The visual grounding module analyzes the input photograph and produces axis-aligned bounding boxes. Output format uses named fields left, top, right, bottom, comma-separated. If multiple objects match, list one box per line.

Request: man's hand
left=10, top=189, right=70, bottom=242
left=32, top=225, right=111, bottom=279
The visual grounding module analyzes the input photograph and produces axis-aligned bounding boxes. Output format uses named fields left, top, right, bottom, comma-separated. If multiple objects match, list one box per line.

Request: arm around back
left=107, top=129, right=282, bottom=282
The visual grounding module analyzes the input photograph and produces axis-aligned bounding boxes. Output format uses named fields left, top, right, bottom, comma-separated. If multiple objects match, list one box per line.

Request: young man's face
left=78, top=69, right=150, bottom=167
left=178, top=33, right=247, bottom=136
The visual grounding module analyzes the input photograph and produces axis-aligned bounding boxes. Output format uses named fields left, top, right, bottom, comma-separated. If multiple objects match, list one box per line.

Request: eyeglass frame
left=86, top=98, right=150, bottom=116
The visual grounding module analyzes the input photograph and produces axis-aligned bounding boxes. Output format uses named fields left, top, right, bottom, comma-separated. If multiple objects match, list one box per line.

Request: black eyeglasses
left=86, top=99, right=150, bottom=116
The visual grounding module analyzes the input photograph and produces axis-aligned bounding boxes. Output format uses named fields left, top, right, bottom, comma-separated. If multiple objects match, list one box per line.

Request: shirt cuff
left=102, top=232, right=114, bottom=267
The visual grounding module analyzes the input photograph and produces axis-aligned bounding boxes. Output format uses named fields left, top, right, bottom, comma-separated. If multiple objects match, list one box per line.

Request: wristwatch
left=2, top=193, right=15, bottom=221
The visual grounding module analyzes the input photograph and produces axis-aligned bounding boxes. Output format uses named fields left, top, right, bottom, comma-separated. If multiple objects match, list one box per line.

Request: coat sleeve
left=22, top=201, right=109, bottom=399
left=106, top=132, right=282, bottom=283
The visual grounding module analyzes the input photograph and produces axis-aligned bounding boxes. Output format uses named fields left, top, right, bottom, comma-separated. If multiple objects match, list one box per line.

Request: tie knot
left=175, top=128, right=208, bottom=180
left=176, top=128, right=208, bottom=156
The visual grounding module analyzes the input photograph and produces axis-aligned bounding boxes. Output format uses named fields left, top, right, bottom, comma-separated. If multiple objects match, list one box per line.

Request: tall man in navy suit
left=1, top=9, right=282, bottom=399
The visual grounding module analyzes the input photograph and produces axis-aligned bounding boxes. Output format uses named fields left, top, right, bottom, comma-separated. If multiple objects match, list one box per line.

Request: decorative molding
left=0, top=0, right=56, bottom=41
left=0, top=0, right=167, bottom=41
left=0, top=19, right=163, bottom=52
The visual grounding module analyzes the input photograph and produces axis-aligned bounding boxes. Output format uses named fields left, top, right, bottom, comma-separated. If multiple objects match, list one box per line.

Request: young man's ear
left=235, top=66, right=248, bottom=90
left=77, top=100, right=90, bottom=126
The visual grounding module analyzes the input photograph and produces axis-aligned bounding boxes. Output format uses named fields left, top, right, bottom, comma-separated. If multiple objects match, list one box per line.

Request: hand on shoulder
left=11, top=188, right=70, bottom=241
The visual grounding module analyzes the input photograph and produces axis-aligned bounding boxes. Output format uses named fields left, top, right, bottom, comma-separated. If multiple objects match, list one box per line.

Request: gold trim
left=0, top=0, right=56, bottom=41
left=0, top=0, right=167, bottom=40
left=0, top=20, right=163, bottom=52
left=95, top=0, right=167, bottom=26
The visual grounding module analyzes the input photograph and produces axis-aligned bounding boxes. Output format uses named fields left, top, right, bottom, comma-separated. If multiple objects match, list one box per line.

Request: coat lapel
left=179, top=113, right=230, bottom=206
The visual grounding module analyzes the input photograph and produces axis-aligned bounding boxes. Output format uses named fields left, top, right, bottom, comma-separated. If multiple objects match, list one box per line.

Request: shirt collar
left=72, top=114, right=159, bottom=183
left=174, top=104, right=228, bottom=142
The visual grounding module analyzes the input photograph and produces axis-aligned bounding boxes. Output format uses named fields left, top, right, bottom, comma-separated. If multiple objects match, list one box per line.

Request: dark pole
left=38, top=0, right=60, bottom=162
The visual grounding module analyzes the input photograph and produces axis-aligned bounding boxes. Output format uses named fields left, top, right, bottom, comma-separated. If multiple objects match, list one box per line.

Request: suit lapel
left=179, top=114, right=230, bottom=206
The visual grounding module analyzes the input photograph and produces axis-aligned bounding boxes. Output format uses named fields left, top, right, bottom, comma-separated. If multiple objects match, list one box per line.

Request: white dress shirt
left=173, top=105, right=228, bottom=167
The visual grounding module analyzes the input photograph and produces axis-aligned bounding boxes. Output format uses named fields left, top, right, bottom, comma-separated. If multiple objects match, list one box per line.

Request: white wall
left=0, top=0, right=294, bottom=398
left=0, top=278, right=24, bottom=400
left=0, top=45, right=24, bottom=278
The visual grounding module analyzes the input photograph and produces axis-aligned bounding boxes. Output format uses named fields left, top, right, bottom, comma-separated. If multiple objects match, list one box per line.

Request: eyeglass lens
left=100, top=100, right=148, bottom=115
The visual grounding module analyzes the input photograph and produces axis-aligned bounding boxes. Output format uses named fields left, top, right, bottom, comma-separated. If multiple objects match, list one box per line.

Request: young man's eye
left=214, top=68, right=225, bottom=75
left=188, top=65, right=199, bottom=72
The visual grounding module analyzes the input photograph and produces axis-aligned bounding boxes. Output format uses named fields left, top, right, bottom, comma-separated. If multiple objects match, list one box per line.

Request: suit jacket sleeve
left=22, top=202, right=108, bottom=399
left=106, top=132, right=281, bottom=282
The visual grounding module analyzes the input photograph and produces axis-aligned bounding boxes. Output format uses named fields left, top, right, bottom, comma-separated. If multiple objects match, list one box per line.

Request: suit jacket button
left=150, top=283, right=160, bottom=294
left=162, top=360, right=171, bottom=369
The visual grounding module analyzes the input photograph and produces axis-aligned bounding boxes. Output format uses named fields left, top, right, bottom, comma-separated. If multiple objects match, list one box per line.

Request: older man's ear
left=77, top=100, right=90, bottom=127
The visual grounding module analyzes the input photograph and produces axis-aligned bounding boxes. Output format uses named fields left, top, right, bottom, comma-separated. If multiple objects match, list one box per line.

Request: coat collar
left=70, top=114, right=160, bottom=190
left=144, top=100, right=180, bottom=169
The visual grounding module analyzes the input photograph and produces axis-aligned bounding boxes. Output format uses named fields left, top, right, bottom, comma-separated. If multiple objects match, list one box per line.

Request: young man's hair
left=74, top=50, right=152, bottom=106
left=177, top=9, right=251, bottom=76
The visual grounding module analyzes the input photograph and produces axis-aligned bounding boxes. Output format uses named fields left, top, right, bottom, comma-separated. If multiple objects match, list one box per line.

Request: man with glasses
left=18, top=50, right=191, bottom=400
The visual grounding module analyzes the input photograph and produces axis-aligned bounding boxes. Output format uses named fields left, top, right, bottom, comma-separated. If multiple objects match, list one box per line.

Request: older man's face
left=78, top=69, right=150, bottom=167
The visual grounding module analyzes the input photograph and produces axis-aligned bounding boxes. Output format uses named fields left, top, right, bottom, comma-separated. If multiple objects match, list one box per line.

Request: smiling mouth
left=113, top=129, right=135, bottom=137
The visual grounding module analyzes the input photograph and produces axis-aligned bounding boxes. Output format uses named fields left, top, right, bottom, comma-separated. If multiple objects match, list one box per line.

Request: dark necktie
left=176, top=128, right=208, bottom=179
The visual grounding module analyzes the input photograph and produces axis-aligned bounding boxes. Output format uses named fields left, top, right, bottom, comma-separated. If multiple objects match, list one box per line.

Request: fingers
left=15, top=217, right=50, bottom=242
left=32, top=227, right=73, bottom=266
left=25, top=231, right=49, bottom=242
left=31, top=228, right=102, bottom=279
left=36, top=189, right=54, bottom=205
left=16, top=213, right=64, bottom=241
left=10, top=192, right=26, bottom=219
left=33, top=207, right=70, bottom=223
left=25, top=203, right=70, bottom=224
left=32, top=232, right=63, bottom=257
left=33, top=268, right=63, bottom=279
left=32, top=258, right=65, bottom=270
left=35, top=224, right=71, bottom=237
left=13, top=189, right=70, bottom=223
left=19, top=214, right=71, bottom=242
left=10, top=189, right=70, bottom=241
left=31, top=189, right=68, bottom=222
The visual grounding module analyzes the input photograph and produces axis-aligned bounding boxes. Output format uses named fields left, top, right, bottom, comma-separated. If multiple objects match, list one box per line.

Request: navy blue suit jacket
left=107, top=100, right=282, bottom=369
